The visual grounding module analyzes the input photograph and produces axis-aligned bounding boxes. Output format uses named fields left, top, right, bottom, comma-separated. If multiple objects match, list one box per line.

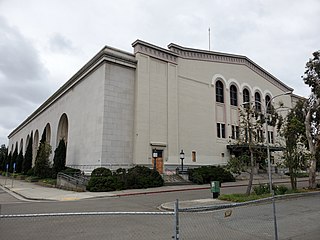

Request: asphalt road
left=0, top=183, right=319, bottom=240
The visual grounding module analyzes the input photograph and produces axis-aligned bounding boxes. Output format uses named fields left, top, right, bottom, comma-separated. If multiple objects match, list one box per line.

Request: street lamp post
left=180, top=150, right=185, bottom=172
left=265, top=91, right=291, bottom=194
left=153, top=149, right=158, bottom=171
left=264, top=91, right=291, bottom=240
left=242, top=91, right=291, bottom=240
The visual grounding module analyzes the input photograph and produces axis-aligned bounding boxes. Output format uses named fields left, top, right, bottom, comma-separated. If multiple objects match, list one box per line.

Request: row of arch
left=214, top=78, right=273, bottom=112
left=9, top=114, right=69, bottom=164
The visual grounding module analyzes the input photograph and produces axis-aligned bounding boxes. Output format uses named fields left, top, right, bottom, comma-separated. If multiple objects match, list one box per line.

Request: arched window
left=44, top=123, right=51, bottom=144
left=57, top=113, right=69, bottom=145
left=255, top=92, right=261, bottom=112
left=243, top=89, right=250, bottom=108
left=265, top=95, right=272, bottom=113
left=216, top=80, right=224, bottom=103
left=230, top=85, right=238, bottom=106
left=33, top=130, right=39, bottom=165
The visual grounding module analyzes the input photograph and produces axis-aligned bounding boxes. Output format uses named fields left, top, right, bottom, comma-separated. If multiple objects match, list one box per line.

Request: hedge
left=188, top=165, right=235, bottom=184
left=87, top=166, right=164, bottom=192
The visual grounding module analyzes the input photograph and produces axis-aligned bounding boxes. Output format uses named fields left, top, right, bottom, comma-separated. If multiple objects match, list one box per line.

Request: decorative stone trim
left=132, top=40, right=178, bottom=64
left=168, top=43, right=293, bottom=92
left=150, top=142, right=167, bottom=147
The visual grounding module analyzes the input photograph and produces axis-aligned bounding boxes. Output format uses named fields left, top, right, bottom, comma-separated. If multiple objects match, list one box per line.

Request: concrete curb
left=159, top=191, right=320, bottom=212
left=0, top=185, right=54, bottom=202
left=114, top=178, right=310, bottom=197
left=0, top=176, right=318, bottom=202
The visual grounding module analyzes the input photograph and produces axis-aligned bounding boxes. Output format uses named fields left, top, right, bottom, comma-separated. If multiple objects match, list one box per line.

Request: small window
left=255, top=129, right=264, bottom=143
left=192, top=151, right=196, bottom=162
left=243, top=89, right=250, bottom=108
left=221, top=124, right=225, bottom=138
left=231, top=125, right=240, bottom=140
left=268, top=131, right=274, bottom=144
left=216, top=80, right=224, bottom=103
left=265, top=95, right=272, bottom=113
left=231, top=125, right=235, bottom=139
left=236, top=126, right=240, bottom=140
left=217, top=123, right=226, bottom=138
left=255, top=92, right=261, bottom=112
left=230, top=85, right=238, bottom=106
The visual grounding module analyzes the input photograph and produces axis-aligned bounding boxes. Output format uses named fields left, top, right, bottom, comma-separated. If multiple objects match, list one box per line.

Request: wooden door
left=152, top=150, right=163, bottom=174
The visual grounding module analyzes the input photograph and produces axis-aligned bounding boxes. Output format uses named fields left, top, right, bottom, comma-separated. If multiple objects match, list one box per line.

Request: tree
left=282, top=100, right=309, bottom=189
left=53, top=139, right=67, bottom=177
left=34, top=141, right=52, bottom=178
left=0, top=144, right=7, bottom=171
left=5, top=153, right=11, bottom=173
left=226, top=155, right=250, bottom=177
left=302, top=50, right=320, bottom=189
left=10, top=147, right=18, bottom=173
left=230, top=102, right=283, bottom=195
left=236, top=104, right=267, bottom=195
left=16, top=148, right=24, bottom=173
left=22, top=137, right=33, bottom=174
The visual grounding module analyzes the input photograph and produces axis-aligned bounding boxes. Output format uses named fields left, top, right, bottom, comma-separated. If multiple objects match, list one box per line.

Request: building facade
left=8, top=40, right=298, bottom=174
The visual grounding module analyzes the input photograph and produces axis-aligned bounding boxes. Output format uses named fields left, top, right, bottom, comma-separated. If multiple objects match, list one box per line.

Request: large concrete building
left=8, top=40, right=299, bottom=174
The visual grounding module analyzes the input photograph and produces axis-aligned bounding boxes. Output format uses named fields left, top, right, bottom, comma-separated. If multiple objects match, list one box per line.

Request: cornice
left=132, top=40, right=178, bottom=64
left=8, top=46, right=137, bottom=138
left=168, top=43, right=293, bottom=92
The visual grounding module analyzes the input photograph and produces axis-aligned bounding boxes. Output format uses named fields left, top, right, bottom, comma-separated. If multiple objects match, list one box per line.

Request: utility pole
left=208, top=27, right=211, bottom=51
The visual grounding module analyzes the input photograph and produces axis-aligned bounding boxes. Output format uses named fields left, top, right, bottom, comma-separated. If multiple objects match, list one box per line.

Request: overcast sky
left=0, top=0, right=319, bottom=145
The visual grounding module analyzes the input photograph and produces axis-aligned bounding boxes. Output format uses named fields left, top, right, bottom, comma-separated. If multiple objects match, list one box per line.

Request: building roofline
left=8, top=46, right=136, bottom=139
left=168, top=43, right=294, bottom=92
left=291, top=93, right=307, bottom=100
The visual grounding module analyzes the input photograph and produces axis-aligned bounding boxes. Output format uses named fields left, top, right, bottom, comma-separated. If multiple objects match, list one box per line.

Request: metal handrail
left=57, top=172, right=88, bottom=186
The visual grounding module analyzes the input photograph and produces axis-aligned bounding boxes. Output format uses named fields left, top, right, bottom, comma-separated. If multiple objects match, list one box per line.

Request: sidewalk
left=0, top=174, right=313, bottom=202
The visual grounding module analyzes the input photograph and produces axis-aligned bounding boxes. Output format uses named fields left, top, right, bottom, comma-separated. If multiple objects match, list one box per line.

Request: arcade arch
left=57, top=113, right=69, bottom=145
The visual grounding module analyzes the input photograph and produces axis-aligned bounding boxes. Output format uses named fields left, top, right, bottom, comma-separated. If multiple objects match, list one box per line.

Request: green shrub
left=188, top=166, right=235, bottom=184
left=87, top=166, right=164, bottom=192
left=61, top=167, right=82, bottom=176
left=253, top=184, right=270, bottom=195
left=87, top=176, right=120, bottom=192
left=254, top=184, right=289, bottom=195
left=26, top=168, right=34, bottom=176
left=274, top=185, right=289, bottom=195
left=126, top=166, right=163, bottom=189
left=91, top=167, right=112, bottom=177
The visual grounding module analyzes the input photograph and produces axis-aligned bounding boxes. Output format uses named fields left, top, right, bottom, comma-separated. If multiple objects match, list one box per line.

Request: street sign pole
left=11, top=163, right=16, bottom=188
left=4, top=163, right=9, bottom=186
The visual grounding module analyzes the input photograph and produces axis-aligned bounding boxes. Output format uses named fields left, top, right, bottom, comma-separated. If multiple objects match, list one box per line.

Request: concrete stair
left=163, top=174, right=192, bottom=186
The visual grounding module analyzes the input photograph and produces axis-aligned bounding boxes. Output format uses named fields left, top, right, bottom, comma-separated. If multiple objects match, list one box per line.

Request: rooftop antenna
left=208, top=27, right=211, bottom=51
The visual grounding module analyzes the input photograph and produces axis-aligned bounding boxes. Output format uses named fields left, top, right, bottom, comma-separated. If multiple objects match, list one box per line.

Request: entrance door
left=152, top=149, right=163, bottom=174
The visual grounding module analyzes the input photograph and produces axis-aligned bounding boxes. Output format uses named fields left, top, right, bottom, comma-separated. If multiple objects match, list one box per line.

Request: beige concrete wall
left=8, top=46, right=137, bottom=173
left=133, top=54, right=174, bottom=166
left=9, top=40, right=295, bottom=173
left=176, top=58, right=293, bottom=166
left=8, top=64, right=106, bottom=169
left=101, top=63, right=135, bottom=167
left=132, top=42, right=294, bottom=169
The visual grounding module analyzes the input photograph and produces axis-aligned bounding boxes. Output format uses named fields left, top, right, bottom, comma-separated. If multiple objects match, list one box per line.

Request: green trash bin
left=210, top=181, right=220, bottom=198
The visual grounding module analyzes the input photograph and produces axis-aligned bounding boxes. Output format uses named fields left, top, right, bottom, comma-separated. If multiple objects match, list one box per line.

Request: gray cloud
left=49, top=33, right=75, bottom=53
left=0, top=18, right=47, bottom=81
left=0, top=16, right=51, bottom=145
left=0, top=0, right=319, bottom=145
